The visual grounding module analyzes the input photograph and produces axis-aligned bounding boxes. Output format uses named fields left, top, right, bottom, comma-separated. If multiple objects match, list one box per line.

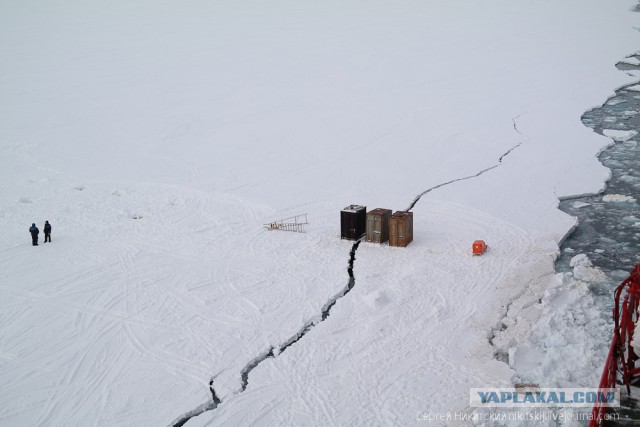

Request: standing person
left=29, top=223, right=39, bottom=246
left=43, top=220, right=51, bottom=243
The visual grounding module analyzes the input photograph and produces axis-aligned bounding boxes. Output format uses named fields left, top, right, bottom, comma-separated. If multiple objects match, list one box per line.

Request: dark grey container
left=341, top=205, right=366, bottom=240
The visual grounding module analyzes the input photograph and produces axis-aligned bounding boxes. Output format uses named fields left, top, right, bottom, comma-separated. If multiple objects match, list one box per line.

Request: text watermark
left=469, top=388, right=619, bottom=408
left=417, top=410, right=620, bottom=423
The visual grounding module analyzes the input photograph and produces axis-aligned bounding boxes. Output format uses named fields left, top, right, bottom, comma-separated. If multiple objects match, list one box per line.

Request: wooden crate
left=388, top=211, right=413, bottom=247
left=365, top=208, right=392, bottom=243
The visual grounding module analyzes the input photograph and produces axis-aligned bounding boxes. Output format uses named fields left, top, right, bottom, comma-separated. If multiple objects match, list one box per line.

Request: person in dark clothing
left=43, top=221, right=51, bottom=242
left=29, top=223, right=39, bottom=246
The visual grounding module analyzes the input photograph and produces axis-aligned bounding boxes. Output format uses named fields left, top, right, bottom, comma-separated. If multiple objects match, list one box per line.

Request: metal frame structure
left=264, top=213, right=309, bottom=233
left=590, top=265, right=640, bottom=426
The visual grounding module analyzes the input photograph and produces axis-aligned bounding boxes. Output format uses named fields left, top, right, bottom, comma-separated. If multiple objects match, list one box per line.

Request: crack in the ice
left=173, top=116, right=526, bottom=426
left=170, top=400, right=218, bottom=427
left=237, top=239, right=360, bottom=391
left=171, top=240, right=361, bottom=426
left=239, top=347, right=275, bottom=392
left=406, top=116, right=524, bottom=212
left=169, top=373, right=222, bottom=427
left=405, top=164, right=499, bottom=211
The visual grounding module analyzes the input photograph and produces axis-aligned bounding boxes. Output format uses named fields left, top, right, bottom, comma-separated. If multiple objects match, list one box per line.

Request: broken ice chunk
left=602, top=194, right=636, bottom=203
left=603, top=129, right=638, bottom=142
left=570, top=254, right=592, bottom=268
left=572, top=201, right=591, bottom=209
left=620, top=56, right=640, bottom=66
left=573, top=265, right=608, bottom=283
left=607, top=98, right=627, bottom=106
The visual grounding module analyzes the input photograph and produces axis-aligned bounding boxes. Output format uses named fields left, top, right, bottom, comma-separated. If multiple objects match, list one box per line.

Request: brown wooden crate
left=388, top=211, right=413, bottom=247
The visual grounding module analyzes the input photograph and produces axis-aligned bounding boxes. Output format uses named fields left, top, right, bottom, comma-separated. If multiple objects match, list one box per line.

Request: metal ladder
left=264, top=213, right=309, bottom=233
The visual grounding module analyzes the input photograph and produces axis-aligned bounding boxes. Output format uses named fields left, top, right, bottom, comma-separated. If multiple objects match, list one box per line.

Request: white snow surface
left=1, top=1, right=639, bottom=426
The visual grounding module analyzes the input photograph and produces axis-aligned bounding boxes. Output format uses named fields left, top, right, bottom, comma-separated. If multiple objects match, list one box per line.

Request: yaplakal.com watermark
left=470, top=387, right=619, bottom=408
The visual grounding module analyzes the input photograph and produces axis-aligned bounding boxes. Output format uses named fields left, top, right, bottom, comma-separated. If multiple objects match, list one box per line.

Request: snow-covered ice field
left=1, top=1, right=639, bottom=425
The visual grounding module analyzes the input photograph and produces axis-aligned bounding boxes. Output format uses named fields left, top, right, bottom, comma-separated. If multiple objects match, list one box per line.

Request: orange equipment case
left=472, top=240, right=488, bottom=255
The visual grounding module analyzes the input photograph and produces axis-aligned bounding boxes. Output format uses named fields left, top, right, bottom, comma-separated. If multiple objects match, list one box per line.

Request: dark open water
left=557, top=59, right=640, bottom=290
left=555, top=58, right=640, bottom=424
